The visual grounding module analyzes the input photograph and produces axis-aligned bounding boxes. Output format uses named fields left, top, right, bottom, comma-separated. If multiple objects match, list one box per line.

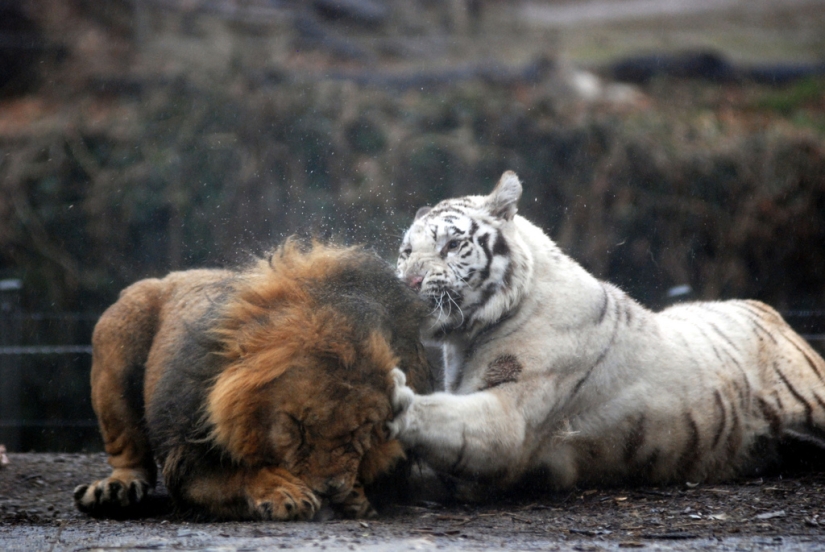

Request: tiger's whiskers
left=447, top=294, right=465, bottom=327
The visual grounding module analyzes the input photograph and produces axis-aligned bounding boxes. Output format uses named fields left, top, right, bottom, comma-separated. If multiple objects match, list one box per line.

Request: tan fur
left=75, top=240, right=431, bottom=520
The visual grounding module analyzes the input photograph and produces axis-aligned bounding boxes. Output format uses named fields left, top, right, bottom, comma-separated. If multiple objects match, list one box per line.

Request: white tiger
left=389, top=170, right=825, bottom=492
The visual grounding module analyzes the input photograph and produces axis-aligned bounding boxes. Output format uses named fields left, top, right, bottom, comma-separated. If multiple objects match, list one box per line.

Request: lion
left=74, top=239, right=433, bottom=520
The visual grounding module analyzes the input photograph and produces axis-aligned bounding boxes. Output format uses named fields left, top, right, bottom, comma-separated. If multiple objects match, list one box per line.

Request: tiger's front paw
left=387, top=367, right=416, bottom=440
left=74, top=469, right=151, bottom=516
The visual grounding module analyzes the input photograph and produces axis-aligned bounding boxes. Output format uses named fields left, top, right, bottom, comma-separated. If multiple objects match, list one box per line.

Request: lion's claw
left=74, top=472, right=150, bottom=516
left=252, top=484, right=320, bottom=521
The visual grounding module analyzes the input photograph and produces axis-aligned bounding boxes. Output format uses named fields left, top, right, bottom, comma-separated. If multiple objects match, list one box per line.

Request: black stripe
left=729, top=302, right=779, bottom=344
left=572, top=298, right=621, bottom=396
left=596, top=286, right=609, bottom=325
left=624, top=414, right=647, bottom=463
left=464, top=308, right=520, bottom=361
left=708, top=341, right=725, bottom=363
left=742, top=301, right=775, bottom=317
left=711, top=390, right=727, bottom=449
left=450, top=428, right=469, bottom=474
left=774, top=390, right=784, bottom=411
left=699, top=317, right=753, bottom=404
left=733, top=301, right=766, bottom=316
left=678, top=411, right=701, bottom=478
left=430, top=204, right=471, bottom=217
left=786, top=336, right=825, bottom=383
left=773, top=362, right=814, bottom=426
left=725, top=404, right=742, bottom=463
left=813, top=392, right=825, bottom=413
left=694, top=323, right=747, bottom=378
left=751, top=318, right=779, bottom=344
left=501, top=260, right=513, bottom=288
left=756, top=396, right=782, bottom=436
left=641, top=449, right=660, bottom=480
left=477, top=233, right=493, bottom=282
left=730, top=378, right=747, bottom=409
left=704, top=304, right=751, bottom=329
left=706, top=321, right=742, bottom=355
left=492, top=233, right=509, bottom=257
left=740, top=368, right=752, bottom=406
left=467, top=282, right=500, bottom=322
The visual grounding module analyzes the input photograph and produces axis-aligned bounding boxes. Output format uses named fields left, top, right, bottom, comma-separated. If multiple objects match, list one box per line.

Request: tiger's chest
left=442, top=340, right=470, bottom=393
left=443, top=336, right=533, bottom=394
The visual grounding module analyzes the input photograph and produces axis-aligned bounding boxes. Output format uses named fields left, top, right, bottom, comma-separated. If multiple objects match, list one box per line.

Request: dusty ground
left=3, top=454, right=825, bottom=551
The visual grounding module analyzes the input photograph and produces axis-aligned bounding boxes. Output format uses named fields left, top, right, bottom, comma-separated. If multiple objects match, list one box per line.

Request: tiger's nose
left=405, top=274, right=424, bottom=291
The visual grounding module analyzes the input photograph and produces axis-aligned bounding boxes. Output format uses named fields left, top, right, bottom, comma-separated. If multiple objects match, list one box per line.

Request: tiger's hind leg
left=74, top=280, right=162, bottom=517
left=751, top=301, right=825, bottom=474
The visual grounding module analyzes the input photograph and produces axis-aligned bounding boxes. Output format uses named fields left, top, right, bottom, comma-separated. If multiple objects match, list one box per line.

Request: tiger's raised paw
left=74, top=471, right=151, bottom=516
left=387, top=367, right=415, bottom=439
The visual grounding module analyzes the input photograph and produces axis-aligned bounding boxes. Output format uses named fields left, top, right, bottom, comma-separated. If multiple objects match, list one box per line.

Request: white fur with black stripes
left=391, top=171, right=825, bottom=492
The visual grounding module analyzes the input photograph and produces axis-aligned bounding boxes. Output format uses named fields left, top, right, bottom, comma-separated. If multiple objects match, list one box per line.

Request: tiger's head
left=397, top=171, right=534, bottom=340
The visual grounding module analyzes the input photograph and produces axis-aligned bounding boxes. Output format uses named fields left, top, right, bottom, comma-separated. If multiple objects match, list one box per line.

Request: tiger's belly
left=529, top=299, right=825, bottom=487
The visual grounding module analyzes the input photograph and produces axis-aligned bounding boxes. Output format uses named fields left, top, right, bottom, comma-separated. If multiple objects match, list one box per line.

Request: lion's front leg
left=388, top=368, right=527, bottom=479
left=245, top=467, right=321, bottom=520
left=75, top=281, right=162, bottom=517
left=327, top=482, right=376, bottom=519
left=175, top=463, right=321, bottom=521
left=74, top=362, right=156, bottom=516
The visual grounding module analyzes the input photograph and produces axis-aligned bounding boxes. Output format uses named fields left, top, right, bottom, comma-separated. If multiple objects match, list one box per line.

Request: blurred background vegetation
left=1, top=0, right=824, bottom=450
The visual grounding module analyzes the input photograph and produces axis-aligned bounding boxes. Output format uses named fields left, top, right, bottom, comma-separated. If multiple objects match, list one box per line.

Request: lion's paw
left=252, top=484, right=320, bottom=521
left=335, top=484, right=377, bottom=519
left=74, top=471, right=150, bottom=516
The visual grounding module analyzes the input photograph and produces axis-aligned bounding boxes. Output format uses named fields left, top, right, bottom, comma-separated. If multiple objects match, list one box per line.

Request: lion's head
left=204, top=240, right=431, bottom=515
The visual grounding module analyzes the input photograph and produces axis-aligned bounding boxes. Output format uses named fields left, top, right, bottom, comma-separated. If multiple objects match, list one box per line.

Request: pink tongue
left=406, top=275, right=424, bottom=291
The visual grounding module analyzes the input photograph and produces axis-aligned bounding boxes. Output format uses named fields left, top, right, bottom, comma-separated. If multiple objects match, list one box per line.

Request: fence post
left=0, top=279, right=23, bottom=451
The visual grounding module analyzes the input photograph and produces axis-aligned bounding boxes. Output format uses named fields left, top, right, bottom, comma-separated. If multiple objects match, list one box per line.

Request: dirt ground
left=3, top=454, right=825, bottom=551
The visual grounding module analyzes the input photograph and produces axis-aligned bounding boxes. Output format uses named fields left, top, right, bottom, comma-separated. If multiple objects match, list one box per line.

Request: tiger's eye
left=447, top=240, right=460, bottom=250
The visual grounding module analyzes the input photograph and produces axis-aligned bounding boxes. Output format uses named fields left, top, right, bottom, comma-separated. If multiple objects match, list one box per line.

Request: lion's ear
left=486, top=171, right=522, bottom=221
left=415, top=206, right=432, bottom=220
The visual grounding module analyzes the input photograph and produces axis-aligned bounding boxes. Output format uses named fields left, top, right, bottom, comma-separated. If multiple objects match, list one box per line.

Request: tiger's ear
left=415, top=206, right=432, bottom=220
left=486, top=171, right=522, bottom=221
